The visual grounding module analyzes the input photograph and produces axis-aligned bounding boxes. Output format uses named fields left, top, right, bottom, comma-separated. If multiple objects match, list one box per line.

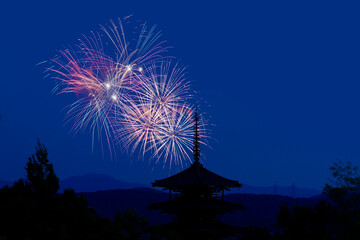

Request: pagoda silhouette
left=149, top=111, right=243, bottom=240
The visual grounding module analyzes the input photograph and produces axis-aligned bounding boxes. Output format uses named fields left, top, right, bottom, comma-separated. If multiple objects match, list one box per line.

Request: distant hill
left=1, top=173, right=321, bottom=198
left=0, top=174, right=148, bottom=192
left=82, top=188, right=325, bottom=229
left=83, top=188, right=172, bottom=226
left=59, top=174, right=149, bottom=192
left=60, top=173, right=321, bottom=198
left=223, top=193, right=325, bottom=228
left=237, top=184, right=321, bottom=198
left=0, top=175, right=325, bottom=229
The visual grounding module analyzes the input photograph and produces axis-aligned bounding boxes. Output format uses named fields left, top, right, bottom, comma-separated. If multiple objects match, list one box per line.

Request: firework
left=155, top=105, right=201, bottom=168
left=137, top=62, right=190, bottom=112
left=49, top=17, right=208, bottom=166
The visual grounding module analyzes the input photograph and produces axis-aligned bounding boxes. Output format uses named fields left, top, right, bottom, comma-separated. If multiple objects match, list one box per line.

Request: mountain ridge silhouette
left=0, top=173, right=321, bottom=197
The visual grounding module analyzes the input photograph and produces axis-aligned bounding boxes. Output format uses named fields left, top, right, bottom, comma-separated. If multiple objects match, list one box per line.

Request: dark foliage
left=25, top=140, right=59, bottom=198
left=115, top=209, right=148, bottom=240
left=274, top=160, right=360, bottom=240
left=323, top=160, right=360, bottom=212
left=237, top=227, right=273, bottom=240
left=149, top=226, right=183, bottom=240
left=0, top=140, right=148, bottom=240
left=234, top=160, right=360, bottom=240
left=276, top=201, right=334, bottom=240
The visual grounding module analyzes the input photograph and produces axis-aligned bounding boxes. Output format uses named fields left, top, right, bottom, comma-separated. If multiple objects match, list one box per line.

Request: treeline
left=239, top=160, right=360, bottom=240
left=1, top=141, right=360, bottom=239
left=0, top=141, right=148, bottom=240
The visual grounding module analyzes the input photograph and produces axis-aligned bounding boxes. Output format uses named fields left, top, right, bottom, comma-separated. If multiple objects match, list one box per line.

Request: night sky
left=1, top=1, right=360, bottom=190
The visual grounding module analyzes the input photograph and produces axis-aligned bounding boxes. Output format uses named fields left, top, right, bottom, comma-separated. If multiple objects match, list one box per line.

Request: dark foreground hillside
left=82, top=188, right=324, bottom=229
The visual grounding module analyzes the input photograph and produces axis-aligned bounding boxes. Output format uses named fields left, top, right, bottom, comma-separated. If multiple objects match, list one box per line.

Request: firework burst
left=155, top=105, right=204, bottom=168
left=48, top=17, right=209, bottom=167
left=137, top=62, right=190, bottom=112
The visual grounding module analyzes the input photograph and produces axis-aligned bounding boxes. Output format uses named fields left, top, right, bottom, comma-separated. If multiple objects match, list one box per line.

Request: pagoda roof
left=152, top=162, right=242, bottom=189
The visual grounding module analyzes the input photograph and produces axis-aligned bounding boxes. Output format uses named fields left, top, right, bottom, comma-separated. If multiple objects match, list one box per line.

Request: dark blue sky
left=1, top=0, right=360, bottom=189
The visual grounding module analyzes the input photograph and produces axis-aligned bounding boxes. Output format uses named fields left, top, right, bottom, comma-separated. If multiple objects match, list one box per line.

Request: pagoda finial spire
left=193, top=110, right=200, bottom=164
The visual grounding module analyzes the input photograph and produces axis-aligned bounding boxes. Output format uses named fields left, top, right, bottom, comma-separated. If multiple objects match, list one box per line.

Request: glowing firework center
left=49, top=18, right=208, bottom=166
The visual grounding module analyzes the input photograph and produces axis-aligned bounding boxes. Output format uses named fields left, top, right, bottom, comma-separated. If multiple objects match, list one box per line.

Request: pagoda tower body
left=149, top=112, right=243, bottom=240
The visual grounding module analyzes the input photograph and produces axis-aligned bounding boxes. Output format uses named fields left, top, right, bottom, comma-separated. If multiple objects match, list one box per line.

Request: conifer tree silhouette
left=25, top=139, right=59, bottom=197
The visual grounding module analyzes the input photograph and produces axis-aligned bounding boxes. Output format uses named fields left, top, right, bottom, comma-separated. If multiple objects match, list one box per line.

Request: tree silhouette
left=25, top=139, right=59, bottom=197
left=323, top=160, right=360, bottom=239
left=115, top=209, right=148, bottom=240
left=276, top=160, right=360, bottom=240
left=276, top=201, right=334, bottom=240
left=0, top=140, right=149, bottom=240
left=323, top=160, right=360, bottom=210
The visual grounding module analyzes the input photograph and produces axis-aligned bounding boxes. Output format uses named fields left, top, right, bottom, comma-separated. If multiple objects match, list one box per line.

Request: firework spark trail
left=155, top=105, right=196, bottom=168
left=137, top=62, right=190, bottom=113
left=49, top=18, right=209, bottom=166
left=51, top=48, right=132, bottom=154
left=114, top=62, right=195, bottom=163
left=115, top=98, right=164, bottom=155
left=50, top=20, right=158, bottom=149
left=101, top=19, right=168, bottom=68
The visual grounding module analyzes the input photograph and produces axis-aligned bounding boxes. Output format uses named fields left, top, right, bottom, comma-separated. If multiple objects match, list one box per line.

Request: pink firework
left=48, top=17, right=209, bottom=167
